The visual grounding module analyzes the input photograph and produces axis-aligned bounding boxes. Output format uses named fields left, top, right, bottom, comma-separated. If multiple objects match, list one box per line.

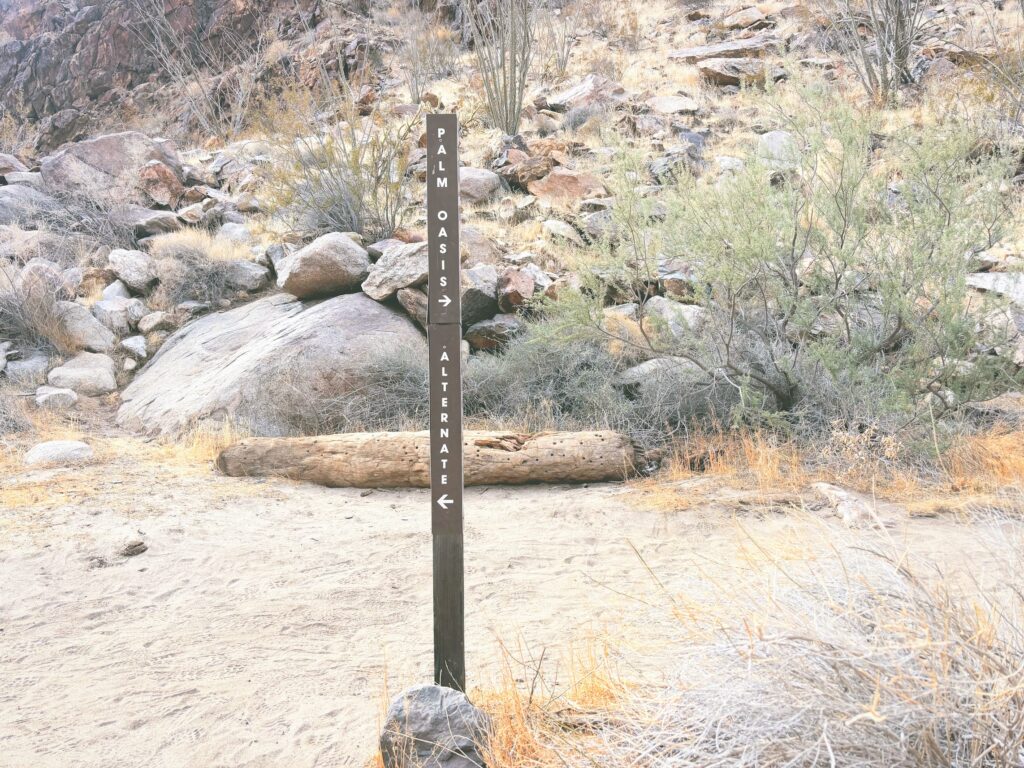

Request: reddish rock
left=527, top=168, right=608, bottom=211
left=140, top=160, right=185, bottom=207
left=497, top=267, right=535, bottom=313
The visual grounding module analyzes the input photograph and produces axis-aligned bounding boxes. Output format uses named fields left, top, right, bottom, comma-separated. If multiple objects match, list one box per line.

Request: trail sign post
left=426, top=114, right=465, bottom=692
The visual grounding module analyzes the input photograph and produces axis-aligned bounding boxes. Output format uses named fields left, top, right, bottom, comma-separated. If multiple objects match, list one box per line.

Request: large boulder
left=39, top=132, right=181, bottom=195
left=380, top=685, right=490, bottom=768
left=276, top=233, right=370, bottom=299
left=362, top=241, right=430, bottom=301
left=48, top=352, right=117, bottom=396
left=117, top=293, right=426, bottom=436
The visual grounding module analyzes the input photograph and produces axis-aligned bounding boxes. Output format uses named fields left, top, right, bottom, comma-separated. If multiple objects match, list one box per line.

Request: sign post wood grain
left=426, top=113, right=465, bottom=692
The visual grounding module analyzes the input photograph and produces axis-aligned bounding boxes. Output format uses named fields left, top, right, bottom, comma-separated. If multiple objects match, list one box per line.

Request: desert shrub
left=147, top=230, right=244, bottom=309
left=256, top=321, right=721, bottom=451
left=829, top=0, right=932, bottom=105
left=552, top=85, right=1022, bottom=444
left=259, top=85, right=415, bottom=241
left=464, top=0, right=535, bottom=135
left=0, top=267, right=77, bottom=355
left=0, top=388, right=31, bottom=435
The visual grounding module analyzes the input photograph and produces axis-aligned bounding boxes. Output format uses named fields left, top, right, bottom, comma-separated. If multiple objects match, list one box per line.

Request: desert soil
left=1, top=431, right=1017, bottom=767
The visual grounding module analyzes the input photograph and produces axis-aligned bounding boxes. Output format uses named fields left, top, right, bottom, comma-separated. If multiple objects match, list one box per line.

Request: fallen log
left=216, top=430, right=635, bottom=488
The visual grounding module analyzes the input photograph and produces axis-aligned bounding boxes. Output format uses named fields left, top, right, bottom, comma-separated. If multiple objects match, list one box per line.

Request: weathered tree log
left=216, top=430, right=635, bottom=488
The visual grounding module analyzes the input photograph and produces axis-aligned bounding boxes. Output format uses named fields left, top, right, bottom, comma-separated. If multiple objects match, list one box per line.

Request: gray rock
left=137, top=311, right=176, bottom=334
left=120, top=335, right=149, bottom=359
left=102, top=280, right=132, bottom=301
left=461, top=264, right=499, bottom=325
left=362, top=241, right=430, bottom=301
left=5, top=354, right=50, bottom=386
left=107, top=249, right=156, bottom=293
left=968, top=273, right=1024, bottom=307
left=0, top=153, right=29, bottom=175
left=264, top=243, right=295, bottom=273
left=118, top=293, right=426, bottom=437
left=757, top=130, right=801, bottom=169
left=3, top=171, right=45, bottom=189
left=92, top=297, right=146, bottom=335
left=218, top=222, right=251, bottom=243
left=464, top=313, right=525, bottom=350
left=542, top=219, right=584, bottom=246
left=0, top=185, right=57, bottom=226
left=48, top=352, right=117, bottom=396
left=276, top=233, right=370, bottom=299
left=614, top=357, right=702, bottom=398
left=459, top=167, right=503, bottom=204
left=224, top=260, right=270, bottom=292
left=109, top=205, right=181, bottom=238
left=380, top=684, right=490, bottom=768
left=669, top=34, right=781, bottom=63
left=396, top=287, right=429, bottom=329
left=35, top=386, right=79, bottom=410
left=24, top=440, right=94, bottom=466
left=642, top=296, right=706, bottom=341
left=56, top=301, right=117, bottom=352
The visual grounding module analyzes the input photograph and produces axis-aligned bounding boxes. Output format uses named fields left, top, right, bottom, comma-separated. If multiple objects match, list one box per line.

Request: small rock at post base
left=380, top=684, right=490, bottom=768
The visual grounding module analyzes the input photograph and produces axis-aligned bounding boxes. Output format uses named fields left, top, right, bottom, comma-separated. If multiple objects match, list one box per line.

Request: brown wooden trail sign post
left=427, top=113, right=465, bottom=692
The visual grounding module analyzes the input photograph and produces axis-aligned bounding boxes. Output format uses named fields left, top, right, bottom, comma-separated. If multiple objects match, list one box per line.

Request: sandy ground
left=1, top=432, right=1021, bottom=767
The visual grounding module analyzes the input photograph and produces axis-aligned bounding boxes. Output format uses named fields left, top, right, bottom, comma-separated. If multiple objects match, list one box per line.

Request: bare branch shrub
left=537, top=5, right=576, bottom=81
left=830, top=0, right=931, bottom=104
left=259, top=83, right=415, bottom=240
left=464, top=0, right=535, bottom=135
left=394, top=4, right=461, bottom=103
left=126, top=0, right=274, bottom=139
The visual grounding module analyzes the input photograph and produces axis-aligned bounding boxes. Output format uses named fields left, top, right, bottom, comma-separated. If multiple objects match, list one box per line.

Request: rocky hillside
left=2, top=0, right=1024, bottom=459
left=0, top=0, right=365, bottom=149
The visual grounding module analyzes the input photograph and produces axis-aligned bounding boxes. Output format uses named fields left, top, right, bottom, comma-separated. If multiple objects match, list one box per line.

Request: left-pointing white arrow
left=438, top=295, right=452, bottom=307
left=436, top=494, right=453, bottom=510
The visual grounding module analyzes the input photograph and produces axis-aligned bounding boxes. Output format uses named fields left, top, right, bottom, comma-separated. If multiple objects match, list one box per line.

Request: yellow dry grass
left=147, top=228, right=256, bottom=263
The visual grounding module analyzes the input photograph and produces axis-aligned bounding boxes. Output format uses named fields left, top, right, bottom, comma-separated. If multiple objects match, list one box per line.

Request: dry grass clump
left=0, top=387, right=31, bottom=436
left=146, top=229, right=250, bottom=309
left=477, top=531, right=1024, bottom=767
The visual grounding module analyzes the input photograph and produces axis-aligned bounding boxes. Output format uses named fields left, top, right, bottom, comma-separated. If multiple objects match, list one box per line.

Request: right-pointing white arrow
left=437, top=295, right=452, bottom=307
left=436, top=494, right=453, bottom=510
